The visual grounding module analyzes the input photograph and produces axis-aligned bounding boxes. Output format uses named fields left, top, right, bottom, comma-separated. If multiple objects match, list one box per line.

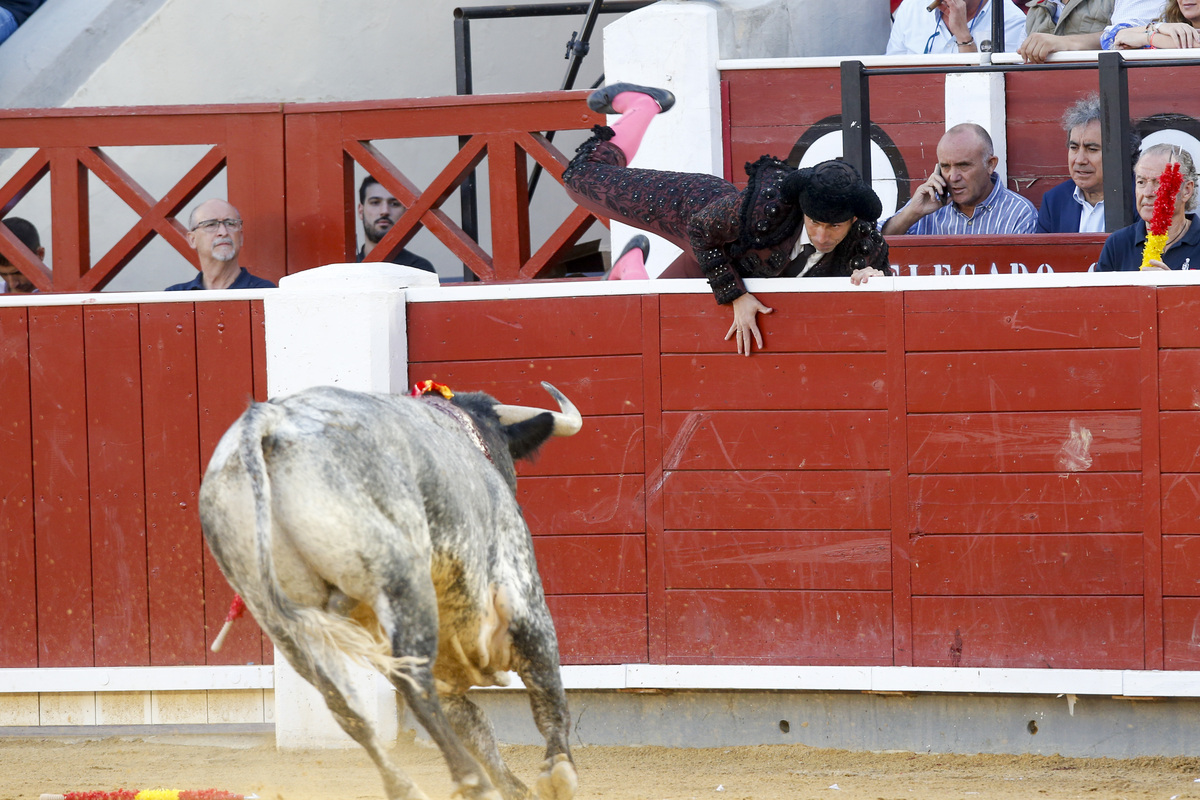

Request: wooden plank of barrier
left=911, top=595, right=1144, bottom=669
left=663, top=469, right=891, bottom=532
left=518, top=474, right=645, bottom=537
left=140, top=303, right=206, bottom=666
left=907, top=410, right=1141, bottom=474
left=910, top=533, right=1144, bottom=595
left=84, top=304, right=151, bottom=666
left=516, top=414, right=645, bottom=477
left=546, top=594, right=647, bottom=665
left=534, top=534, right=647, bottom=596
left=664, top=589, right=893, bottom=665
left=663, top=530, right=891, bottom=591
left=29, top=306, right=94, bottom=666
left=0, top=307, right=37, bottom=668
left=195, top=300, right=265, bottom=668
left=661, top=409, right=889, bottom=471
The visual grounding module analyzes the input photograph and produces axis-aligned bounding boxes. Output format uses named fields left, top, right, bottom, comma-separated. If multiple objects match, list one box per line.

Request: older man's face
left=1136, top=150, right=1196, bottom=224
left=187, top=201, right=243, bottom=264
left=936, top=130, right=997, bottom=211
left=1068, top=120, right=1104, bottom=200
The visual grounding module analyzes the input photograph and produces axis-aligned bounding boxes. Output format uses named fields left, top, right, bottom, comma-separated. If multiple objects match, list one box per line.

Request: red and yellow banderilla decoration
left=209, top=594, right=246, bottom=652
left=40, top=790, right=253, bottom=800
left=1141, top=160, right=1184, bottom=270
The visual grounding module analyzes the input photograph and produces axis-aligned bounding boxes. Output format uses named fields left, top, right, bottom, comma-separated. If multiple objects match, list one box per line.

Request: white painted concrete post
left=944, top=73, right=1009, bottom=182
left=263, top=262, right=437, bottom=749
left=603, top=0, right=722, bottom=278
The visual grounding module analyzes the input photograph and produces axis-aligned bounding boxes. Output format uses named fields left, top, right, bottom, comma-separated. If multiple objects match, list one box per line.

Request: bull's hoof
left=450, top=774, right=503, bottom=800
left=535, top=753, right=577, bottom=800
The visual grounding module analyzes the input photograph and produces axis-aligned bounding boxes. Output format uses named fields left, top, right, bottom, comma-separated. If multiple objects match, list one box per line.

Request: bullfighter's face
left=804, top=217, right=855, bottom=255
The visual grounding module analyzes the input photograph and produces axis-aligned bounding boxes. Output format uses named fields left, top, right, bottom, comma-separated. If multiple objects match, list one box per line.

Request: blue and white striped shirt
left=905, top=175, right=1037, bottom=236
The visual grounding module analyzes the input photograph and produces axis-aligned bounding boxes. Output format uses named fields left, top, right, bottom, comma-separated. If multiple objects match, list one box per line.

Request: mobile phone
left=934, top=164, right=949, bottom=205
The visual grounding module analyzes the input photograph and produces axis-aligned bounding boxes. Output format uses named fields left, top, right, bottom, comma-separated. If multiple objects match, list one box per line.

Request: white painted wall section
left=944, top=72, right=1009, bottom=181
left=263, top=262, right=436, bottom=748
left=603, top=0, right=722, bottom=278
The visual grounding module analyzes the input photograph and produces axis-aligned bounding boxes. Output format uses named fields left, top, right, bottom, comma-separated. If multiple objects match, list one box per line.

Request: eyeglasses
left=192, top=218, right=244, bottom=233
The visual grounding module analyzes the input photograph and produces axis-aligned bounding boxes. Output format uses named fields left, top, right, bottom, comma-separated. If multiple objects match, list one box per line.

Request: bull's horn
left=493, top=381, right=582, bottom=437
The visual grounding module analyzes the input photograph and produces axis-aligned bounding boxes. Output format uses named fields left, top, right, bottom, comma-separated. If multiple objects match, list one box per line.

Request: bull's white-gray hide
left=199, top=383, right=581, bottom=800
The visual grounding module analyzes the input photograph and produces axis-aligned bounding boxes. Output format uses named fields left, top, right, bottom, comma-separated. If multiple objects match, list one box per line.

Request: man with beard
left=166, top=198, right=275, bottom=290
left=355, top=176, right=435, bottom=274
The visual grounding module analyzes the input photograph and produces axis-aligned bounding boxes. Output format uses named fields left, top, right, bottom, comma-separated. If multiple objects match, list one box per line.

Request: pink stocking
left=609, top=242, right=649, bottom=281
left=608, top=92, right=664, bottom=162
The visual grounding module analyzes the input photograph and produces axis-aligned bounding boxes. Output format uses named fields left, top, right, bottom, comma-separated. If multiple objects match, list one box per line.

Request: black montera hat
left=783, top=160, right=883, bottom=224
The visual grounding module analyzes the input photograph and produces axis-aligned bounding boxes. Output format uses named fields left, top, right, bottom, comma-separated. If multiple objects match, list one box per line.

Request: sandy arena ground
left=5, top=732, right=1200, bottom=800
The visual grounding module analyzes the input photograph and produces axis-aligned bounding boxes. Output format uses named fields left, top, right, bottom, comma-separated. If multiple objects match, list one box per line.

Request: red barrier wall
left=5, top=281, right=1200, bottom=671
left=409, top=282, right=1200, bottom=671
left=0, top=301, right=270, bottom=669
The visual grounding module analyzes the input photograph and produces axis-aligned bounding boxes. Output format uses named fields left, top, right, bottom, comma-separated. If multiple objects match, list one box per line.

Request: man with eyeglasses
left=166, top=198, right=276, bottom=291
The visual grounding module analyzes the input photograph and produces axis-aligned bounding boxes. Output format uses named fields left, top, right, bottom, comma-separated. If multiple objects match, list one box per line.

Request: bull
left=198, top=381, right=582, bottom=800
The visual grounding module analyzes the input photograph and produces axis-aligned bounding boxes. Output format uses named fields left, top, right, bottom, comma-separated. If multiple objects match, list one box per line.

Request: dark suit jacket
left=1036, top=179, right=1085, bottom=234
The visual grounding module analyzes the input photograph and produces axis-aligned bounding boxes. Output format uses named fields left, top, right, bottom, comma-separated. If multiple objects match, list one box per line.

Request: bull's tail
left=239, top=401, right=425, bottom=689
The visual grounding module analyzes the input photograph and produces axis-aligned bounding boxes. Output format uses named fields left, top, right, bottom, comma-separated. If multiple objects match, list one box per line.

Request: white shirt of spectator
left=1073, top=184, right=1106, bottom=233
left=887, top=0, right=1029, bottom=55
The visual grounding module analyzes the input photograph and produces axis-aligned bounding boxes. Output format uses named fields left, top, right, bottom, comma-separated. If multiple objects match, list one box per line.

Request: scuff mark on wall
left=1055, top=420, right=1093, bottom=472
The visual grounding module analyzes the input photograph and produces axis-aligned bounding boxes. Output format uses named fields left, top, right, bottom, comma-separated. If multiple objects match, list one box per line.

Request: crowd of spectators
left=888, top=0, right=1199, bottom=59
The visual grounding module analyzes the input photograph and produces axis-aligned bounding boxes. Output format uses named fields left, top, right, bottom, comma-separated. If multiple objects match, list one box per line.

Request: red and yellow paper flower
left=1141, top=160, right=1183, bottom=269
left=411, top=379, right=454, bottom=399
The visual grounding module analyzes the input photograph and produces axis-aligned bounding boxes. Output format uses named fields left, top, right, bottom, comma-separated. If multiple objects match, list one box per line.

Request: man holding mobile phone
left=881, top=123, right=1037, bottom=236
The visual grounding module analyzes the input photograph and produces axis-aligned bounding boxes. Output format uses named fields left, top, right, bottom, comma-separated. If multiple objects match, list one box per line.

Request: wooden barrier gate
left=4, top=275, right=1200, bottom=675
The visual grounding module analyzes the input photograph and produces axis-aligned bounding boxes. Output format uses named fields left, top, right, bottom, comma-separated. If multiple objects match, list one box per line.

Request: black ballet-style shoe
left=587, top=83, right=676, bottom=115
left=608, top=234, right=651, bottom=281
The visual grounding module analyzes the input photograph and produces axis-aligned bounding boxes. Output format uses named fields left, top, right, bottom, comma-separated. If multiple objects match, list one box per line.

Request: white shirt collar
left=1071, top=183, right=1106, bottom=234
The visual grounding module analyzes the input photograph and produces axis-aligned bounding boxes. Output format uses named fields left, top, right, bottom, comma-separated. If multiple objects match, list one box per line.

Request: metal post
left=454, top=11, right=480, bottom=280
left=840, top=60, right=871, bottom=186
left=989, top=0, right=1004, bottom=54
left=529, top=0, right=606, bottom=199
left=1098, top=51, right=1134, bottom=231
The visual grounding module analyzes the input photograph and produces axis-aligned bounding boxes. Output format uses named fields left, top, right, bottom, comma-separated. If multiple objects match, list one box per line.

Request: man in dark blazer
left=1037, top=94, right=1108, bottom=234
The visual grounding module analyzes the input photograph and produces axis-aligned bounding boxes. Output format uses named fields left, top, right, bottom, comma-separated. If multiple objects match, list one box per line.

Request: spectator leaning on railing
left=0, top=1, right=46, bottom=45
left=1103, top=0, right=1200, bottom=47
left=1019, top=0, right=1114, bottom=62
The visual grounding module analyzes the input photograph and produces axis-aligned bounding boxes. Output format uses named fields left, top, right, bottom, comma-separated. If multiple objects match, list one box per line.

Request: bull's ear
left=504, top=412, right=556, bottom=461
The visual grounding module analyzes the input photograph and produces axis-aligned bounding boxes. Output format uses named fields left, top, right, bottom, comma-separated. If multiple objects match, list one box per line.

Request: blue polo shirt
left=1097, top=214, right=1200, bottom=271
left=165, top=267, right=276, bottom=291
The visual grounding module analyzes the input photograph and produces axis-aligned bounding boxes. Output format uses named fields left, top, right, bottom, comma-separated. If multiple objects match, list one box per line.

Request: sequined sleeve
left=687, top=194, right=746, bottom=305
